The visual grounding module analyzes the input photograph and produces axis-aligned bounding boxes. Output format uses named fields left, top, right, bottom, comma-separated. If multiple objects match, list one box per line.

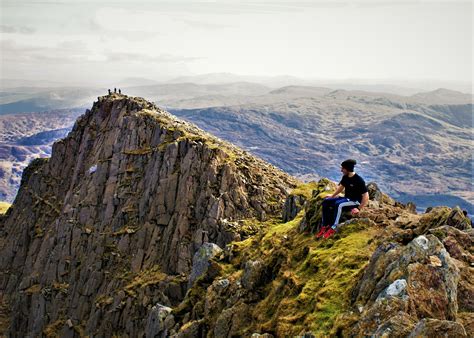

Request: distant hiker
left=119, top=89, right=121, bottom=94
left=114, top=87, right=117, bottom=93
left=108, top=89, right=111, bottom=95
left=317, top=159, right=369, bottom=239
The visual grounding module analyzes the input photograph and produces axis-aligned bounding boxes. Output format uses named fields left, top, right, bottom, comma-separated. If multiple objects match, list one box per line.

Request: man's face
left=341, top=166, right=349, bottom=176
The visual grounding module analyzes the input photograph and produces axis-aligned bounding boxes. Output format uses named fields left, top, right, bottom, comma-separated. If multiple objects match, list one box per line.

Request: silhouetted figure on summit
left=114, top=88, right=117, bottom=93
left=119, top=89, right=121, bottom=94
left=108, top=89, right=111, bottom=95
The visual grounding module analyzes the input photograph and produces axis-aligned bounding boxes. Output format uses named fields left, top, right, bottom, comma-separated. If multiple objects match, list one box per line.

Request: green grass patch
left=249, top=222, right=377, bottom=336
left=124, top=265, right=167, bottom=297
left=263, top=212, right=304, bottom=239
left=290, top=182, right=319, bottom=199
left=217, top=183, right=377, bottom=336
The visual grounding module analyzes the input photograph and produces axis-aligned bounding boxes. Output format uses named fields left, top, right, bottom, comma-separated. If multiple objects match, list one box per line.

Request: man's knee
left=322, top=199, right=333, bottom=206
left=334, top=198, right=349, bottom=207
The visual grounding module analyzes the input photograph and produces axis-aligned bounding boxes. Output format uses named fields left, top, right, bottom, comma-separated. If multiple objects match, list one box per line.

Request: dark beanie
left=341, top=159, right=357, bottom=172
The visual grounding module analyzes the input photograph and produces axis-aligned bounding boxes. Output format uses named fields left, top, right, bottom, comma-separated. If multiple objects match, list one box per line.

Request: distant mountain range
left=165, top=87, right=472, bottom=212
left=0, top=80, right=472, bottom=213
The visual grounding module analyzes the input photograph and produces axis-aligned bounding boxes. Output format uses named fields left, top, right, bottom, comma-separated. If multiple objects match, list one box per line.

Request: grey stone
left=377, top=279, right=407, bottom=300
left=188, top=243, right=223, bottom=287
left=408, top=319, right=467, bottom=337
left=282, top=194, right=306, bottom=222
left=241, top=260, right=265, bottom=290
left=145, top=303, right=172, bottom=338
left=414, top=235, right=429, bottom=250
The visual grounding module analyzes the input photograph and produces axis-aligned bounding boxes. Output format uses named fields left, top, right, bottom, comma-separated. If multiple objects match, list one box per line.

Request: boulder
left=213, top=303, right=251, bottom=337
left=366, top=182, right=395, bottom=206
left=188, top=243, right=223, bottom=288
left=282, top=194, right=306, bottom=222
left=145, top=303, right=172, bottom=338
left=241, top=260, right=265, bottom=290
left=418, top=206, right=472, bottom=234
left=408, top=319, right=467, bottom=337
left=349, top=234, right=461, bottom=336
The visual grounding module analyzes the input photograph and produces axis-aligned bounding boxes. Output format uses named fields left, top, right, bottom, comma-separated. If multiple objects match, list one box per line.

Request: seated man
left=317, top=159, right=369, bottom=238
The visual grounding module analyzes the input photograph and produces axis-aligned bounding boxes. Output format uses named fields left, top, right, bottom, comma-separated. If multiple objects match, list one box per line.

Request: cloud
left=0, top=39, right=202, bottom=67
left=0, top=39, right=95, bottom=64
left=0, top=25, right=36, bottom=34
left=178, top=18, right=236, bottom=30
left=87, top=17, right=158, bottom=42
left=105, top=52, right=202, bottom=64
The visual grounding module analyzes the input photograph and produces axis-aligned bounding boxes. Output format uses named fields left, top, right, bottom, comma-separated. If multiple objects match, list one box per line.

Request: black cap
left=341, top=159, right=357, bottom=172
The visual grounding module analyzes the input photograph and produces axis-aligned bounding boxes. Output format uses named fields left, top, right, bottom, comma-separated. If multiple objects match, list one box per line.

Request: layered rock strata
left=0, top=94, right=296, bottom=336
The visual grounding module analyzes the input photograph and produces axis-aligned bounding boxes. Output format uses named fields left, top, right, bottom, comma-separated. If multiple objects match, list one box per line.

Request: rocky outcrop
left=169, top=180, right=473, bottom=337
left=145, top=303, right=173, bottom=338
left=282, top=194, right=306, bottom=222
left=0, top=94, right=296, bottom=336
left=188, top=243, right=223, bottom=287
left=408, top=318, right=467, bottom=337
left=298, top=178, right=337, bottom=232
left=335, top=203, right=473, bottom=336
left=348, top=234, right=461, bottom=335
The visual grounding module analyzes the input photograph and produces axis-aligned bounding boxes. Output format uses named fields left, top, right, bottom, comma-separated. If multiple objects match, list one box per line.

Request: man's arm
left=359, top=192, right=369, bottom=209
left=351, top=192, right=369, bottom=215
left=327, top=185, right=344, bottom=198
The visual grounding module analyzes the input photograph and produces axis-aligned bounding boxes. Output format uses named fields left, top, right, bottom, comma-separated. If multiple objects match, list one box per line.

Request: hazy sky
left=0, top=0, right=472, bottom=86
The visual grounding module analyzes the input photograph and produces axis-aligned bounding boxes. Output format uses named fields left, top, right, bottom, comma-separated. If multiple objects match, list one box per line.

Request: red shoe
left=323, top=227, right=337, bottom=239
left=316, top=225, right=330, bottom=238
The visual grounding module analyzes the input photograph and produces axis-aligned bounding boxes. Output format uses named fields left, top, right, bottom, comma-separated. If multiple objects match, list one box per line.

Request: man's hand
left=351, top=208, right=360, bottom=216
left=326, top=185, right=344, bottom=199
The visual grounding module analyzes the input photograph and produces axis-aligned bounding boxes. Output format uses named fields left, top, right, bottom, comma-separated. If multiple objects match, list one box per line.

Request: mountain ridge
left=0, top=94, right=296, bottom=336
left=0, top=94, right=472, bottom=336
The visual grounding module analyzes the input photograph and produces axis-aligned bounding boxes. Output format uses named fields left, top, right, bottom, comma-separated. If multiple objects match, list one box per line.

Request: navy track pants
left=321, top=197, right=360, bottom=227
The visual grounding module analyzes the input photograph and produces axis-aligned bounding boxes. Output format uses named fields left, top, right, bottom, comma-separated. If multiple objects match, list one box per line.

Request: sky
left=0, top=0, right=472, bottom=88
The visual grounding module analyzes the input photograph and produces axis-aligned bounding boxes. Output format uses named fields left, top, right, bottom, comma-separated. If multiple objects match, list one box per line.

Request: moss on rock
left=172, top=185, right=379, bottom=336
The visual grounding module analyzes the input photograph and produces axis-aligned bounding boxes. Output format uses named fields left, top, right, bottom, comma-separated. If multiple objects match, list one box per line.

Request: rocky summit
left=0, top=94, right=296, bottom=336
left=0, top=94, right=472, bottom=337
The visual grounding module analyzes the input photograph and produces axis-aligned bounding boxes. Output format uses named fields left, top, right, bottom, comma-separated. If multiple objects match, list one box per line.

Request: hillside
left=166, top=181, right=473, bottom=336
left=169, top=91, right=473, bottom=212
left=0, top=94, right=472, bottom=337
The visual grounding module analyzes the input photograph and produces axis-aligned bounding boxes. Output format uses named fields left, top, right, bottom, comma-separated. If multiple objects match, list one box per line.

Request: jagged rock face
left=282, top=194, right=306, bottom=222
left=0, top=94, right=296, bottom=336
left=337, top=208, right=473, bottom=336
left=350, top=235, right=460, bottom=334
